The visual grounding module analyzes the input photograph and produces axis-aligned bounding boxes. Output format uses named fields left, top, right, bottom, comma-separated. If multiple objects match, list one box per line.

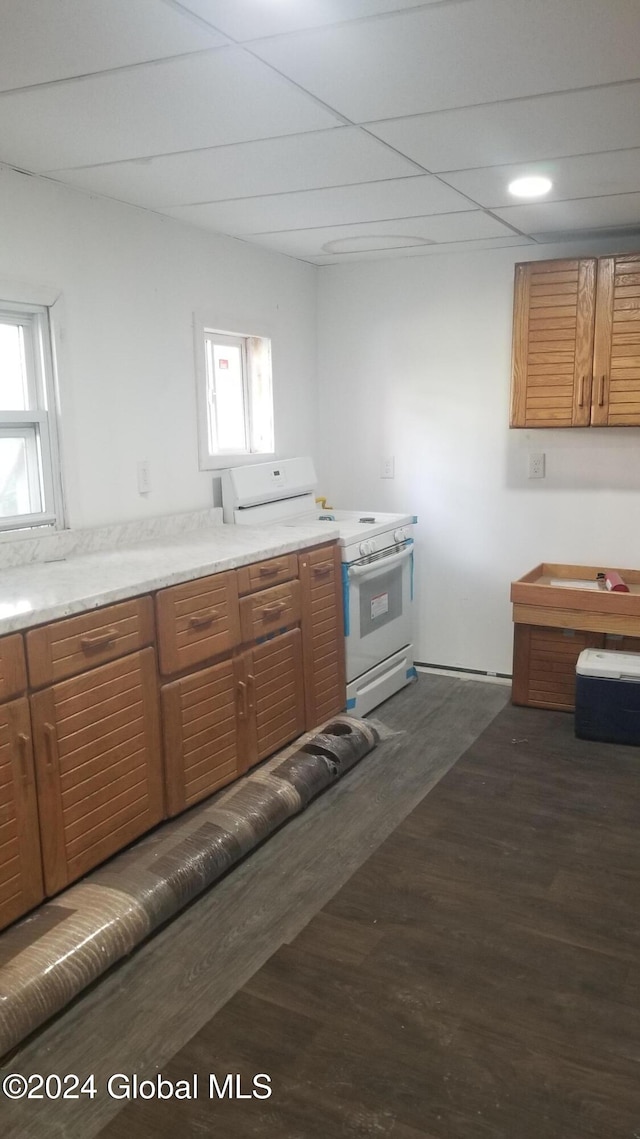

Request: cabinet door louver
left=250, top=629, right=305, bottom=765
left=161, top=658, right=241, bottom=816
left=510, top=259, right=597, bottom=427
left=0, top=699, right=43, bottom=931
left=593, top=254, right=640, bottom=426
left=32, top=648, right=163, bottom=895
left=299, top=545, right=346, bottom=729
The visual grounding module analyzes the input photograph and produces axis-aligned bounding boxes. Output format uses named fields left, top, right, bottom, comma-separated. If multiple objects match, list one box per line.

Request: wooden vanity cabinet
left=0, top=695, right=44, bottom=930
left=298, top=544, right=346, bottom=729
left=510, top=252, right=640, bottom=428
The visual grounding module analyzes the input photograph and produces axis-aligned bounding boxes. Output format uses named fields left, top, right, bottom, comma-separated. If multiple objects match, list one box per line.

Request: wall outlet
left=137, top=460, right=151, bottom=494
left=380, top=455, right=395, bottom=479
left=528, top=452, right=545, bottom=479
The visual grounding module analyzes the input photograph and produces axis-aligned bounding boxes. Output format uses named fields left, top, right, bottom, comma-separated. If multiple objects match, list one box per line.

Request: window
left=195, top=322, right=274, bottom=469
left=0, top=302, right=64, bottom=532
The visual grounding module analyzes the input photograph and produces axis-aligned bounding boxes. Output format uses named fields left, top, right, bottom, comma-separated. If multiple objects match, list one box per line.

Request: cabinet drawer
left=156, top=571, right=241, bottom=676
left=26, top=597, right=154, bottom=689
left=239, top=579, right=301, bottom=643
left=236, top=554, right=298, bottom=596
left=0, top=633, right=27, bottom=701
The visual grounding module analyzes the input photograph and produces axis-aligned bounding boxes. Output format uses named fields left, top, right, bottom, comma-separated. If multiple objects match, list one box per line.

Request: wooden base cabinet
left=161, top=657, right=244, bottom=816
left=0, top=698, right=43, bottom=930
left=247, top=628, right=306, bottom=766
left=299, top=544, right=346, bottom=729
left=31, top=648, right=163, bottom=895
left=512, top=624, right=603, bottom=712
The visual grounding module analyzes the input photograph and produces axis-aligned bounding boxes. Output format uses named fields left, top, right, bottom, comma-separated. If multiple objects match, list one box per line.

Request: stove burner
left=359, top=516, right=376, bottom=523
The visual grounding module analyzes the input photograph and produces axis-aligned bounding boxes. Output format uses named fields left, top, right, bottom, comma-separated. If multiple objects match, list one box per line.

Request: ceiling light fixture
left=508, top=175, right=553, bottom=199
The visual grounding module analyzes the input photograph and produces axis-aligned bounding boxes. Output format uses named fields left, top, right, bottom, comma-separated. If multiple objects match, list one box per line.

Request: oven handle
left=347, top=544, right=413, bottom=579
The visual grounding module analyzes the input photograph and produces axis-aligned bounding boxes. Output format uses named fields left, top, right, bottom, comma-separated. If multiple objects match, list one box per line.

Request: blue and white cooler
left=575, top=648, right=640, bottom=746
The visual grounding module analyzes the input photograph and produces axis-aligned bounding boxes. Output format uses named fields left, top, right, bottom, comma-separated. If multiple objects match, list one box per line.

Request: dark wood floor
left=1, top=674, right=509, bottom=1138
left=98, top=700, right=640, bottom=1139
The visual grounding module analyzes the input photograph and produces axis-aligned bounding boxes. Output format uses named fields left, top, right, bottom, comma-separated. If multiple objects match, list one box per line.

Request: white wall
left=0, top=164, right=317, bottom=529
left=316, top=239, right=640, bottom=675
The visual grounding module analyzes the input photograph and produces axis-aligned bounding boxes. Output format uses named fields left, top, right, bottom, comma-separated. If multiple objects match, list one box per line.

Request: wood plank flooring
left=97, top=699, right=640, bottom=1139
left=0, top=674, right=508, bottom=1139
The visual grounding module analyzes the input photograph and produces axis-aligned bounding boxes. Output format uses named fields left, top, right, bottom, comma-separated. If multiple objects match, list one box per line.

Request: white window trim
left=0, top=294, right=66, bottom=535
left=194, top=314, right=276, bottom=471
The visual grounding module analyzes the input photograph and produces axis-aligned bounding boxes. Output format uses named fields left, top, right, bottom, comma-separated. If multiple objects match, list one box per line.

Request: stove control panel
left=394, top=528, right=408, bottom=544
left=359, top=540, right=375, bottom=557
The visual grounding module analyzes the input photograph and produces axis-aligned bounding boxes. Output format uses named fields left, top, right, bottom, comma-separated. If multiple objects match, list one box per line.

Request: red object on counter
left=605, top=571, right=630, bottom=593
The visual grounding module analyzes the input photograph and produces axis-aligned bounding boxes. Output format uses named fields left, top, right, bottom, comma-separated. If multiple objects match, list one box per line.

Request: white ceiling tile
left=441, top=149, right=640, bottom=209
left=251, top=0, right=640, bottom=122
left=177, top=0, right=443, bottom=41
left=0, top=0, right=226, bottom=93
left=309, top=235, right=535, bottom=264
left=367, top=83, right=640, bottom=173
left=492, top=192, right=640, bottom=236
left=45, top=128, right=421, bottom=208
left=0, top=49, right=341, bottom=171
left=246, top=211, right=515, bottom=258
left=162, top=175, right=473, bottom=234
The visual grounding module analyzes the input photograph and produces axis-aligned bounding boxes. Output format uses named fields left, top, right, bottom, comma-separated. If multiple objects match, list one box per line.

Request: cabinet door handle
left=189, top=609, right=219, bottom=629
left=312, top=564, right=332, bottom=578
left=81, top=628, right=118, bottom=651
left=236, top=680, right=248, bottom=721
left=43, top=723, right=59, bottom=770
left=17, top=732, right=30, bottom=785
left=247, top=673, right=255, bottom=713
left=578, top=375, right=584, bottom=408
left=598, top=375, right=606, bottom=407
left=259, top=565, right=280, bottom=577
left=262, top=601, right=286, bottom=619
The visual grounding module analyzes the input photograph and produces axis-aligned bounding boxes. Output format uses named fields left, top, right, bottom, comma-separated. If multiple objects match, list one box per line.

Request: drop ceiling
left=2, top=0, right=640, bottom=264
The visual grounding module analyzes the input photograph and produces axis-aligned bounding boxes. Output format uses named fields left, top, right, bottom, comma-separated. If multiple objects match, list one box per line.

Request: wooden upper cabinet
left=511, top=252, right=640, bottom=428
left=592, top=254, right=640, bottom=426
left=510, top=258, right=597, bottom=428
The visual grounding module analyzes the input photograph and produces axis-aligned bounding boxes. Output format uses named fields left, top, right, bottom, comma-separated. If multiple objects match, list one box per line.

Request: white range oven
left=221, top=457, right=417, bottom=717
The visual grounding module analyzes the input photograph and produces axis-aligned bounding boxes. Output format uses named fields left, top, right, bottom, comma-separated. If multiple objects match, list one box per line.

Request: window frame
left=194, top=315, right=275, bottom=471
left=0, top=299, right=65, bottom=534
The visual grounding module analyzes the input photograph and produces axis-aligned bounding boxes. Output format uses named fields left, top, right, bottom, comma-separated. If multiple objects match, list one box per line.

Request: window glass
left=0, top=322, right=29, bottom=410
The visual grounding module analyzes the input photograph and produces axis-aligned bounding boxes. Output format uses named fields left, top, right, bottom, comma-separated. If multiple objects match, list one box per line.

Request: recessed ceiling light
left=508, top=175, right=553, bottom=199
left=322, top=235, right=435, bottom=254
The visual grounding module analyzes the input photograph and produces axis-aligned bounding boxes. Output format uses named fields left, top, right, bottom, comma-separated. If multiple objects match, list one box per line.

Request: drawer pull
left=259, top=565, right=281, bottom=577
left=262, top=601, right=287, bottom=619
left=43, top=723, right=58, bottom=769
left=598, top=374, right=606, bottom=407
left=237, top=680, right=248, bottom=720
left=312, top=564, right=332, bottom=578
left=17, top=732, right=30, bottom=784
left=81, top=628, right=118, bottom=652
left=189, top=609, right=220, bottom=629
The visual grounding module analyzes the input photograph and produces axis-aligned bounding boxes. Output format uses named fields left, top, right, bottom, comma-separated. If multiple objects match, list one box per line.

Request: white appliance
left=221, top=458, right=417, bottom=716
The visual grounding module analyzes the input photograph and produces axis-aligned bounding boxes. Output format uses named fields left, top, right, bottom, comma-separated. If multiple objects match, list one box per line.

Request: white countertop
left=0, top=521, right=339, bottom=636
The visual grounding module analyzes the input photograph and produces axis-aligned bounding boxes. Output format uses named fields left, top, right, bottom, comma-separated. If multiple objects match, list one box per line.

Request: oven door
left=344, top=541, right=413, bottom=683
